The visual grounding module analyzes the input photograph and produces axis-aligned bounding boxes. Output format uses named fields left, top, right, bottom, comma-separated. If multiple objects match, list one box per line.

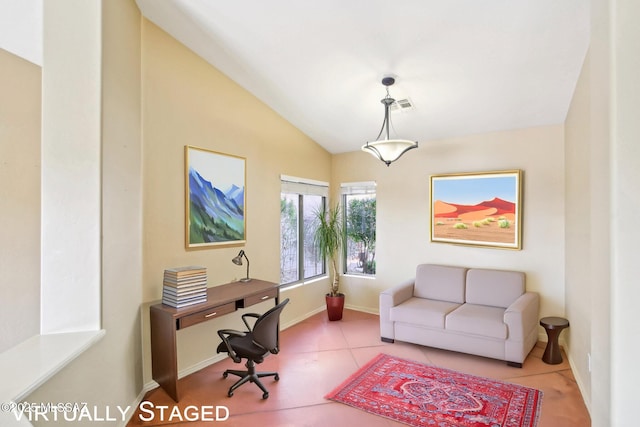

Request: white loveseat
left=379, top=264, right=539, bottom=367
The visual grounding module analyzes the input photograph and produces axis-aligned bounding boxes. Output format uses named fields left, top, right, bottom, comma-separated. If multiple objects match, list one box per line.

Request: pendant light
left=361, top=76, right=418, bottom=166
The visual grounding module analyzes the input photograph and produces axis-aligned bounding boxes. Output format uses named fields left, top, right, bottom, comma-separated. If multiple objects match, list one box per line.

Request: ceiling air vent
left=390, top=98, right=414, bottom=112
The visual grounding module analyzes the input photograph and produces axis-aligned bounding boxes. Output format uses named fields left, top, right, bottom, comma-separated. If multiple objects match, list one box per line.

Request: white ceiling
left=3, top=1, right=590, bottom=155
left=136, top=0, right=589, bottom=154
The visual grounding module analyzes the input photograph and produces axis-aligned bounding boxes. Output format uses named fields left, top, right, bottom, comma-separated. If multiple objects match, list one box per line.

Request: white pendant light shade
left=362, top=139, right=418, bottom=166
left=361, top=76, right=418, bottom=166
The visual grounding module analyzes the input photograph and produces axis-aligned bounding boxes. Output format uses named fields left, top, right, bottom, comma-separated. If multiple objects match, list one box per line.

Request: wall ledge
left=0, top=330, right=106, bottom=406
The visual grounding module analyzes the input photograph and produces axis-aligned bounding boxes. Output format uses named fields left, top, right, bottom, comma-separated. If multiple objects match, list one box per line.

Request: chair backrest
left=252, top=298, right=289, bottom=353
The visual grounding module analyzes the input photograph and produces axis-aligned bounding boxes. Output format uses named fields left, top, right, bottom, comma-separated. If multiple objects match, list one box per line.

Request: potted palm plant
left=314, top=203, right=344, bottom=321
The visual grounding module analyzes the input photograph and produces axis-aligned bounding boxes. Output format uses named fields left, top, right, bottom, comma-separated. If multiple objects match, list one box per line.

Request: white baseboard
left=118, top=386, right=149, bottom=427
left=344, top=303, right=378, bottom=315
left=281, top=306, right=325, bottom=331
left=564, top=342, right=592, bottom=416
left=139, top=352, right=229, bottom=397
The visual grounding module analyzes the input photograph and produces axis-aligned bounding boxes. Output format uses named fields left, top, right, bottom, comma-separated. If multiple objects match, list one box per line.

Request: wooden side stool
left=540, top=316, right=570, bottom=364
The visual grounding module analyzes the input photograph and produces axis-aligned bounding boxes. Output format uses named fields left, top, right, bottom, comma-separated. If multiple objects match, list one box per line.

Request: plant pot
left=325, top=293, right=345, bottom=321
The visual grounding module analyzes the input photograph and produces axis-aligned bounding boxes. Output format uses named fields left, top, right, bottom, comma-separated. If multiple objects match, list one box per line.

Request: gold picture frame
left=430, top=170, right=523, bottom=250
left=185, top=145, right=246, bottom=249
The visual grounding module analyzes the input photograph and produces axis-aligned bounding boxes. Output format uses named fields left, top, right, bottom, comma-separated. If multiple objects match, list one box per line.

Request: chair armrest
left=504, top=292, right=539, bottom=341
left=217, top=329, right=246, bottom=363
left=241, top=313, right=260, bottom=331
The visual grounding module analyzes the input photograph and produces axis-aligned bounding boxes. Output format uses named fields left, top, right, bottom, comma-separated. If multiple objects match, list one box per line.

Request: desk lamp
left=232, top=250, right=251, bottom=282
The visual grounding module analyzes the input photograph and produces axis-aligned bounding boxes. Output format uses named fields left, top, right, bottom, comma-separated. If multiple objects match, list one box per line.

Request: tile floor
left=129, top=309, right=590, bottom=426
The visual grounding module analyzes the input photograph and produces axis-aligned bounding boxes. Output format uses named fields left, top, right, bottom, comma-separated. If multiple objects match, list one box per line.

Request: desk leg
left=150, top=307, right=179, bottom=401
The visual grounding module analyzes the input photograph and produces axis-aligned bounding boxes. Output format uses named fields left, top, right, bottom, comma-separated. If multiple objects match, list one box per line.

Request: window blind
left=340, top=181, right=376, bottom=195
left=281, top=175, right=329, bottom=197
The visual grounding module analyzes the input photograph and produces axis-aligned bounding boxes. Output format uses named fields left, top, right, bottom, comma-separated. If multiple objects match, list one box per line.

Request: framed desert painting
left=185, top=146, right=246, bottom=249
left=430, top=170, right=522, bottom=249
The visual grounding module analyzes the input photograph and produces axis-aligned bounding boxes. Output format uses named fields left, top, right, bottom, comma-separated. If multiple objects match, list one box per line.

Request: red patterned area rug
left=325, top=353, right=542, bottom=427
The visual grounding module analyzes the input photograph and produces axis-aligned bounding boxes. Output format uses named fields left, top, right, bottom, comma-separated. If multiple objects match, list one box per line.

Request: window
left=280, top=176, right=328, bottom=285
left=342, top=182, right=376, bottom=276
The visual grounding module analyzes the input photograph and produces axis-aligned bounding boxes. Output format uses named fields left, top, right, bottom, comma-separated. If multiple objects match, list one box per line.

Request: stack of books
left=162, top=266, right=208, bottom=308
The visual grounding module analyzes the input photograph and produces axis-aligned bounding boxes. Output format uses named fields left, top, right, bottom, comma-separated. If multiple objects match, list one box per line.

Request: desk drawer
left=243, top=288, right=278, bottom=308
left=178, top=302, right=235, bottom=329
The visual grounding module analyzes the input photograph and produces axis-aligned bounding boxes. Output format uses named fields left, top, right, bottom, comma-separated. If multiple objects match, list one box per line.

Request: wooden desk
left=150, top=279, right=279, bottom=401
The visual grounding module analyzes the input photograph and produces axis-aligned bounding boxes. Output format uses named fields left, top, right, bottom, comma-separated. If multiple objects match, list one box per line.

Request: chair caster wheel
left=262, top=392, right=269, bottom=399
left=274, top=374, right=279, bottom=381
left=222, top=372, right=228, bottom=378
left=228, top=391, right=234, bottom=397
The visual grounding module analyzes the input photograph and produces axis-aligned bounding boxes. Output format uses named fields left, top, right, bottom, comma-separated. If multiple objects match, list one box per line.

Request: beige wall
left=139, top=19, right=332, bottom=384
left=0, top=48, right=41, bottom=352
left=27, top=0, right=143, bottom=423
left=333, top=125, right=566, bottom=326
left=563, top=2, right=640, bottom=424
left=608, top=0, right=640, bottom=424
left=40, top=0, right=102, bottom=334
left=580, top=0, right=613, bottom=424
left=564, top=49, right=592, bottom=409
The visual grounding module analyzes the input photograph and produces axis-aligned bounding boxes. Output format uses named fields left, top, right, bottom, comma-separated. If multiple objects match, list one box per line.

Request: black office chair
left=216, top=298, right=289, bottom=399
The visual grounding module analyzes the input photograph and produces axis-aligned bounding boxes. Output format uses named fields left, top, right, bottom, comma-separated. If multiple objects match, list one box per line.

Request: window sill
left=280, top=275, right=327, bottom=291
left=0, top=330, right=106, bottom=404
left=342, top=274, right=376, bottom=280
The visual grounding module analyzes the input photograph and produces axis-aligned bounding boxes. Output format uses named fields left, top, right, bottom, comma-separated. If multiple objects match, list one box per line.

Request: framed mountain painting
left=430, top=170, right=522, bottom=249
left=185, top=146, right=246, bottom=248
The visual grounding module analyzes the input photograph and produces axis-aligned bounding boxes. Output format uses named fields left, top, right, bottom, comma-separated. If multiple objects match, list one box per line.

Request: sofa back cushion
left=414, top=264, right=467, bottom=303
left=465, top=268, right=525, bottom=308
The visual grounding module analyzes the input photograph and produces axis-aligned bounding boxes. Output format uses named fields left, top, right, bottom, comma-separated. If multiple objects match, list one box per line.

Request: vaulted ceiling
left=1, top=1, right=590, bottom=155
left=136, top=1, right=589, bottom=154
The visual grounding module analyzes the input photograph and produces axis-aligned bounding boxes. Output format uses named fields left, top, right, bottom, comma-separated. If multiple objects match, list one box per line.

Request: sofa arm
left=504, top=292, right=539, bottom=341
left=379, top=279, right=414, bottom=341
left=381, top=279, right=414, bottom=307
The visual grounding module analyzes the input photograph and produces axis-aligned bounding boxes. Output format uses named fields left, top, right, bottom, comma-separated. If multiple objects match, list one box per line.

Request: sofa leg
left=507, top=361, right=523, bottom=368
left=381, top=337, right=394, bottom=343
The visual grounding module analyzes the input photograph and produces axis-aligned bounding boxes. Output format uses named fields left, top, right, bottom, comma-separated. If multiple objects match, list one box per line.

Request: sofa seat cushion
left=390, top=297, right=461, bottom=329
left=446, top=304, right=507, bottom=339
